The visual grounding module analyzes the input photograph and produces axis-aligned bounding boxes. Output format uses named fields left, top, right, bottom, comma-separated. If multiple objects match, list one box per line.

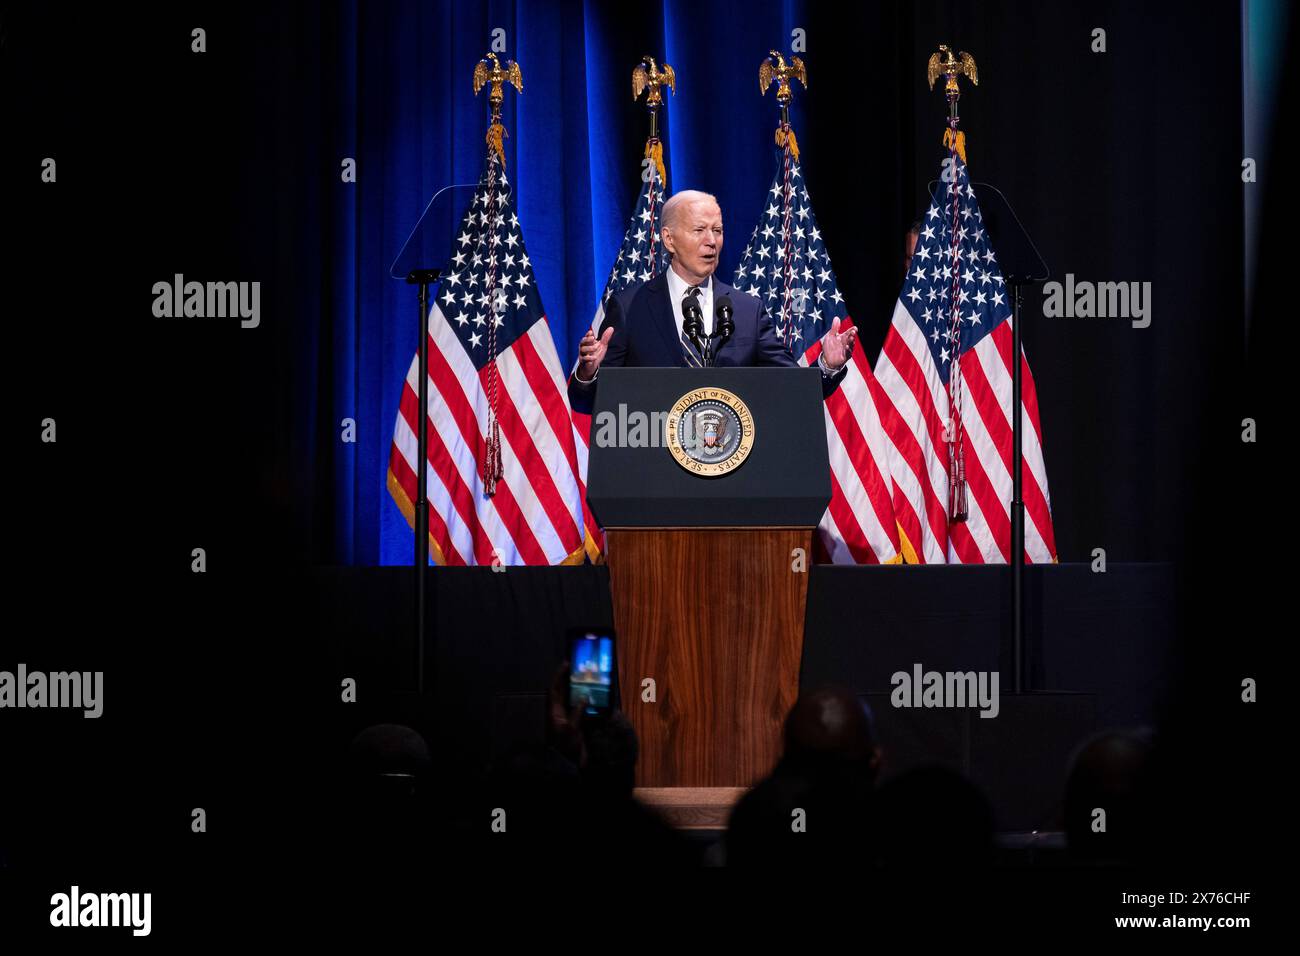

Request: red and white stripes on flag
left=568, top=286, right=607, bottom=563
left=387, top=158, right=588, bottom=566
left=797, top=334, right=904, bottom=564
left=732, top=143, right=900, bottom=564
left=873, top=156, right=1057, bottom=564
left=568, top=153, right=670, bottom=561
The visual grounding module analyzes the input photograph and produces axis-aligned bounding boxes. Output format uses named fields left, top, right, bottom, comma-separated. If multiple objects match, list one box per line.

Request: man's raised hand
left=820, top=316, right=859, bottom=371
left=577, top=326, right=615, bottom=381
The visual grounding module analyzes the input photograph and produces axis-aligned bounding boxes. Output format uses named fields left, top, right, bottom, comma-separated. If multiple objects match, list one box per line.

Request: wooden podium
left=586, top=368, right=830, bottom=825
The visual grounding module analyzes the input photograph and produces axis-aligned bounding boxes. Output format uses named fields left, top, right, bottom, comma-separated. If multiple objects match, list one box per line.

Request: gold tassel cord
left=645, top=138, right=666, bottom=187
left=943, top=127, right=967, bottom=164
left=775, top=125, right=800, bottom=160
left=483, top=416, right=503, bottom=496
left=486, top=122, right=508, bottom=169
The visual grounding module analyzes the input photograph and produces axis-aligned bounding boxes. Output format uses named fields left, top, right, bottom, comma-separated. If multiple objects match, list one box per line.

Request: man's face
left=663, top=199, right=723, bottom=283
left=904, top=229, right=919, bottom=278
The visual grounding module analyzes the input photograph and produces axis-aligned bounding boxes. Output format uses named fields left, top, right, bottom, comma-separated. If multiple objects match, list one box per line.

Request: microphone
left=683, top=297, right=707, bottom=361
left=706, top=296, right=734, bottom=366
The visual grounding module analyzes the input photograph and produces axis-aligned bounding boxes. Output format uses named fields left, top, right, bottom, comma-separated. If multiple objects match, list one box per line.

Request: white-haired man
left=568, top=190, right=856, bottom=412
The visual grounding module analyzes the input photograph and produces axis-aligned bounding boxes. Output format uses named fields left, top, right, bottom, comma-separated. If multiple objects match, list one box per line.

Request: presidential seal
left=665, top=388, right=755, bottom=476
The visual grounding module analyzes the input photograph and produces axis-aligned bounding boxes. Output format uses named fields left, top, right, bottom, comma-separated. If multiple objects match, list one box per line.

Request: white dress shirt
left=665, top=265, right=714, bottom=339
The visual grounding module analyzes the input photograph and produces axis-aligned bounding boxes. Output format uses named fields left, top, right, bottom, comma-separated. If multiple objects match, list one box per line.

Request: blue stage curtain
left=279, top=0, right=805, bottom=565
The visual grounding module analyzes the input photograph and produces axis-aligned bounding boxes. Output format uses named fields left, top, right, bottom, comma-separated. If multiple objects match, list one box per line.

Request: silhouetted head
left=346, top=723, right=431, bottom=798
left=1064, top=728, right=1155, bottom=863
left=904, top=219, right=923, bottom=277
left=873, top=766, right=995, bottom=866
left=723, top=689, right=882, bottom=866
left=781, top=685, right=881, bottom=786
left=725, top=772, right=826, bottom=867
left=338, top=724, right=433, bottom=861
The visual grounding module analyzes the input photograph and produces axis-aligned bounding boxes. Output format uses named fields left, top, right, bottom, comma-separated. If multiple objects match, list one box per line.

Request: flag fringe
left=387, top=467, right=450, bottom=566
left=896, top=521, right=920, bottom=565
left=583, top=527, right=605, bottom=565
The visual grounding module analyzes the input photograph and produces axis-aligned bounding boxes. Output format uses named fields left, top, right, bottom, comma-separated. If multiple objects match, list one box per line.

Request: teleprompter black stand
left=930, top=179, right=1050, bottom=692
left=977, top=183, right=1049, bottom=693
left=391, top=183, right=477, bottom=694
left=406, top=268, right=438, bottom=696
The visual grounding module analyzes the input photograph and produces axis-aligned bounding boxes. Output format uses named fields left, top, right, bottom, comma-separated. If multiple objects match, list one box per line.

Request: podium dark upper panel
left=585, top=367, right=831, bottom=528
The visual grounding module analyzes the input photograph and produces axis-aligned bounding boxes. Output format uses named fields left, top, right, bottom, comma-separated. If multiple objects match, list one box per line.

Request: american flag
left=569, top=152, right=670, bottom=561
left=387, top=153, right=588, bottom=566
left=733, top=144, right=901, bottom=565
left=874, top=154, right=1057, bottom=563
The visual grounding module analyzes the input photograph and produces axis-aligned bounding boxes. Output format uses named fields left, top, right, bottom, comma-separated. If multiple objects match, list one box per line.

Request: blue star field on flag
left=904, top=158, right=1011, bottom=385
left=598, top=166, right=670, bottom=309
left=733, top=155, right=847, bottom=354
left=434, top=157, right=545, bottom=369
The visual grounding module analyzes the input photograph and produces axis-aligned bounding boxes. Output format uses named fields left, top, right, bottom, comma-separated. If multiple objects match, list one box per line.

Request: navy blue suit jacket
left=568, top=271, right=844, bottom=414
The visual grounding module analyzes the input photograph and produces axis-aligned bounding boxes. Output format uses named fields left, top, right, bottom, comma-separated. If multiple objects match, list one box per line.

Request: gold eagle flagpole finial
left=926, top=44, right=977, bottom=163
left=473, top=52, right=523, bottom=169
left=759, top=49, right=807, bottom=159
left=632, top=55, right=675, bottom=185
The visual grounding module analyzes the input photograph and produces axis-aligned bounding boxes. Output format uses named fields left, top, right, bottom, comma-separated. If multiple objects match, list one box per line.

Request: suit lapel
left=646, top=271, right=688, bottom=367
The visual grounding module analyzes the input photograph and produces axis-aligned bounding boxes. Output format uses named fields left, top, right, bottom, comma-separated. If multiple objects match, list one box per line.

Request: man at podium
left=568, top=190, right=857, bottom=414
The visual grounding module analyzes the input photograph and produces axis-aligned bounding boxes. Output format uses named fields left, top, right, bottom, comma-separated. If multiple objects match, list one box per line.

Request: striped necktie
left=680, top=285, right=704, bottom=367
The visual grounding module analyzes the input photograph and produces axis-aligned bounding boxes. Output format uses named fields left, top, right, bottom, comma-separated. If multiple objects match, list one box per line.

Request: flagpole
left=634, top=55, right=674, bottom=237
left=929, top=45, right=1030, bottom=688
left=760, top=50, right=807, bottom=350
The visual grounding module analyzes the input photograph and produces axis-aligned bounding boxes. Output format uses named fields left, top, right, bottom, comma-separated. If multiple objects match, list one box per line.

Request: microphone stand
left=684, top=302, right=708, bottom=366
left=705, top=300, right=735, bottom=367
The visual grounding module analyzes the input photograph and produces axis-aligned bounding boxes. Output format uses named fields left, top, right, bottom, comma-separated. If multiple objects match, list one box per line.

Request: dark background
left=1, top=0, right=1280, bottom=928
